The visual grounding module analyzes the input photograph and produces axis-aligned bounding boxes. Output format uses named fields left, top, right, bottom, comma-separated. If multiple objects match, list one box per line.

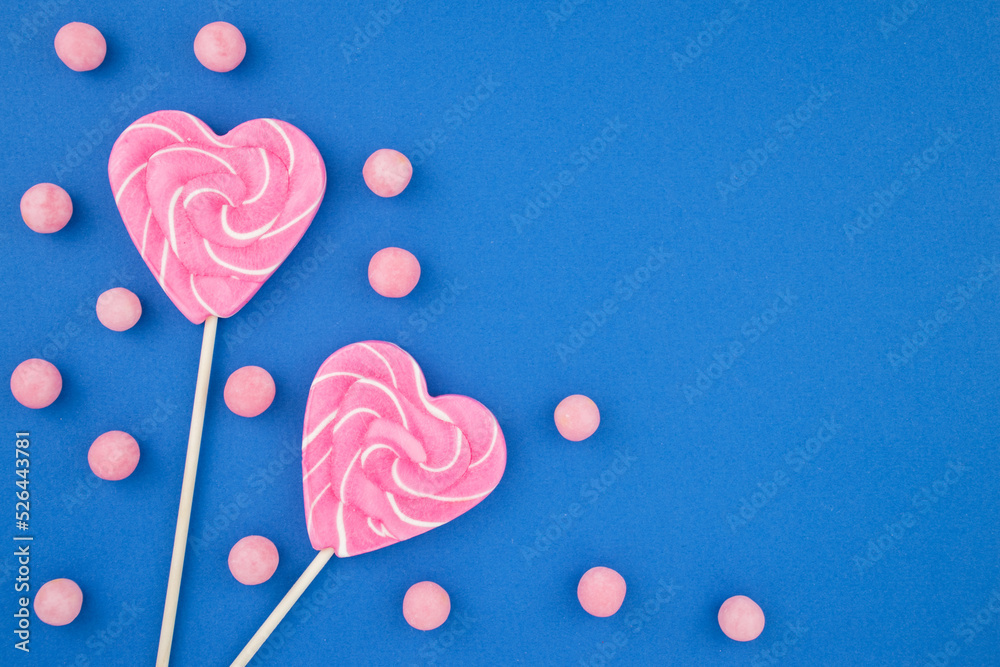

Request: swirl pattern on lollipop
left=302, top=342, right=506, bottom=558
left=109, top=110, right=326, bottom=324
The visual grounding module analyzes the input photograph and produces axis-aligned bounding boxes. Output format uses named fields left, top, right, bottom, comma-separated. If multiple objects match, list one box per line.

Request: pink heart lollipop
left=302, top=340, right=506, bottom=556
left=109, top=110, right=326, bottom=323
left=231, top=342, right=505, bottom=666
left=108, top=110, right=326, bottom=666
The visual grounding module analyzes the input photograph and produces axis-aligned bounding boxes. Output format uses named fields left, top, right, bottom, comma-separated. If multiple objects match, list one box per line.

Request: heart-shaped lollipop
left=109, top=110, right=326, bottom=323
left=302, top=340, right=506, bottom=557
left=230, top=342, right=505, bottom=666
left=108, top=111, right=327, bottom=665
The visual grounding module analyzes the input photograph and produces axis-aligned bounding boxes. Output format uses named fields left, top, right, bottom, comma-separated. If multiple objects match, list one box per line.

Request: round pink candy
left=224, top=366, right=275, bottom=417
left=10, top=359, right=62, bottom=409
left=20, top=183, right=72, bottom=233
left=34, top=578, right=83, bottom=626
left=363, top=149, right=413, bottom=197
left=194, top=22, right=246, bottom=72
left=718, top=595, right=765, bottom=641
left=96, top=288, right=142, bottom=332
left=88, top=431, right=140, bottom=481
left=577, top=566, right=626, bottom=617
left=554, top=394, right=600, bottom=441
left=228, top=536, right=279, bottom=585
left=368, top=247, right=421, bottom=298
left=54, top=23, right=106, bottom=71
left=403, top=581, right=450, bottom=631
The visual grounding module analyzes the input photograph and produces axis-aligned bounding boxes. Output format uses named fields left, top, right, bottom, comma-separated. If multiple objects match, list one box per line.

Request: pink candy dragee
left=54, top=22, right=106, bottom=71
left=229, top=536, right=279, bottom=585
left=194, top=22, right=246, bottom=73
left=301, top=341, right=506, bottom=558
left=578, top=566, right=626, bottom=617
left=20, top=182, right=72, bottom=233
left=555, top=394, right=600, bottom=441
left=88, top=431, right=140, bottom=481
left=403, top=581, right=451, bottom=631
left=718, top=595, right=765, bottom=641
left=363, top=149, right=412, bottom=197
left=34, top=579, right=83, bottom=626
left=10, top=359, right=62, bottom=409
left=108, top=110, right=327, bottom=324
left=224, top=366, right=275, bottom=417
left=96, top=287, right=142, bottom=331
left=368, top=247, right=421, bottom=298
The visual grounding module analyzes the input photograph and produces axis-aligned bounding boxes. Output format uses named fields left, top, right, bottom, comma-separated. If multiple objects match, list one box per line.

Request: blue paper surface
left=1, top=1, right=998, bottom=665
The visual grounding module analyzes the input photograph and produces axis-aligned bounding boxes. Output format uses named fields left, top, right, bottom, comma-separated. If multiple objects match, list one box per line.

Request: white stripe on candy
left=385, top=492, right=445, bottom=528
left=122, top=122, right=184, bottom=142
left=360, top=343, right=399, bottom=388
left=390, top=460, right=491, bottom=502
left=140, top=209, right=152, bottom=254
left=265, top=119, right=294, bottom=175
left=469, top=419, right=499, bottom=468
left=419, top=429, right=462, bottom=474
left=184, top=188, right=234, bottom=208
left=242, top=148, right=270, bottom=205
left=155, top=146, right=237, bottom=174
left=168, top=187, right=183, bottom=255
left=114, top=163, right=146, bottom=204
left=202, top=240, right=280, bottom=276
left=182, top=112, right=233, bottom=147
left=258, top=195, right=321, bottom=240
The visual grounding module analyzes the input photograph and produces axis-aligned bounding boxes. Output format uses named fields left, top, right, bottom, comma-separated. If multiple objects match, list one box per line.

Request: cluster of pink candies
left=52, top=21, right=246, bottom=74
left=24, top=23, right=773, bottom=647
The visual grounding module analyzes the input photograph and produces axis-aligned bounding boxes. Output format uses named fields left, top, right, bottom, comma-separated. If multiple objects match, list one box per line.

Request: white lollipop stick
left=230, top=548, right=336, bottom=667
left=156, top=315, right=218, bottom=666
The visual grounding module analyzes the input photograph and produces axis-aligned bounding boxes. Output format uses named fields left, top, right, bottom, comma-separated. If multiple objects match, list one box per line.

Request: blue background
left=1, top=0, right=998, bottom=665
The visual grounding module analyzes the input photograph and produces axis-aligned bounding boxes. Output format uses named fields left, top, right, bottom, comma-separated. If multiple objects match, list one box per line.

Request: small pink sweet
left=577, top=566, right=626, bottom=617
left=363, top=149, right=413, bottom=197
left=194, top=22, right=246, bottom=72
left=718, top=595, right=765, bottom=641
left=54, top=22, right=106, bottom=71
left=224, top=366, right=275, bottom=417
left=403, top=581, right=451, bottom=631
left=10, top=359, right=62, bottom=409
left=34, top=578, right=83, bottom=626
left=368, top=247, right=421, bottom=298
left=554, top=394, right=600, bottom=441
left=20, top=183, right=72, bottom=233
left=228, top=536, right=279, bottom=585
left=88, top=431, right=140, bottom=481
left=96, top=288, right=142, bottom=332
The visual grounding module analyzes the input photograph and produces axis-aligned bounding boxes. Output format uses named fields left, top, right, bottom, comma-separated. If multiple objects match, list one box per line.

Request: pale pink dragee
left=301, top=341, right=506, bottom=558
left=194, top=22, right=246, bottom=72
left=554, top=394, right=600, bottom=441
left=88, top=431, right=140, bottom=481
left=108, top=111, right=326, bottom=324
left=34, top=579, right=83, bottom=626
left=54, top=22, right=106, bottom=71
left=224, top=366, right=275, bottom=417
left=96, top=287, right=142, bottom=331
left=718, top=595, right=765, bottom=641
left=368, top=247, right=420, bottom=298
left=578, top=566, right=626, bottom=617
left=228, top=536, right=279, bottom=585
left=403, top=581, right=451, bottom=631
left=10, top=359, right=62, bottom=409
left=20, top=182, right=72, bottom=233
left=363, top=149, right=412, bottom=197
